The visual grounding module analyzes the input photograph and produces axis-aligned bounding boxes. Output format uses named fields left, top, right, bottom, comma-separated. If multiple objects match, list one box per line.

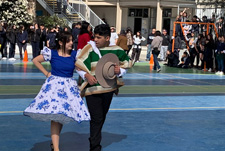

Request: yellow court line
left=109, top=106, right=225, bottom=111
left=0, top=111, right=23, bottom=114
left=1, top=107, right=225, bottom=114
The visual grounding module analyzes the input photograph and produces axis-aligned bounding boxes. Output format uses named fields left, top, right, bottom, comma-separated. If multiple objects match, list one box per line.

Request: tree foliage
left=0, top=0, right=33, bottom=25
left=37, top=15, right=67, bottom=28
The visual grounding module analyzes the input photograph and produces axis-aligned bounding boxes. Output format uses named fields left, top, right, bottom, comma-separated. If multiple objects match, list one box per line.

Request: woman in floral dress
left=24, top=31, right=90, bottom=151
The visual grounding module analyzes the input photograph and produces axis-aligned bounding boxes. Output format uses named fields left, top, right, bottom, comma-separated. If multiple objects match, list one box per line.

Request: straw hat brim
left=95, top=53, right=120, bottom=88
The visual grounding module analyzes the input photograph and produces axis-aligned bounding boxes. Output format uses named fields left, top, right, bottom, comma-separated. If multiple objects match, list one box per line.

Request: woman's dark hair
left=94, top=24, right=111, bottom=37
left=120, top=30, right=126, bottom=36
left=155, top=30, right=161, bottom=36
left=56, top=31, right=73, bottom=55
left=7, top=24, right=16, bottom=33
left=19, top=25, right=25, bottom=33
left=187, top=33, right=192, bottom=38
left=79, top=21, right=90, bottom=35
left=126, top=27, right=133, bottom=38
left=207, top=33, right=214, bottom=44
left=198, top=34, right=203, bottom=39
left=136, top=31, right=142, bottom=39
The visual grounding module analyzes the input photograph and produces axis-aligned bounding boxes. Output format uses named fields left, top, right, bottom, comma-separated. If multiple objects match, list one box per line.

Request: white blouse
left=133, top=35, right=146, bottom=45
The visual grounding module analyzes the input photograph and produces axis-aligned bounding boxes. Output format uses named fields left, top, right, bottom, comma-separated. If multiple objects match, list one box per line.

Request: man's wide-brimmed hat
left=95, top=53, right=119, bottom=88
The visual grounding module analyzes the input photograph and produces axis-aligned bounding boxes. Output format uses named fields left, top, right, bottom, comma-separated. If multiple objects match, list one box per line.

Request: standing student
left=117, top=30, right=128, bottom=51
left=215, top=35, right=225, bottom=75
left=29, top=23, right=41, bottom=59
left=17, top=25, right=28, bottom=60
left=109, top=26, right=118, bottom=46
left=75, top=24, right=132, bottom=151
left=146, top=28, right=155, bottom=61
left=24, top=31, right=90, bottom=151
left=204, top=34, right=214, bottom=71
left=126, top=27, right=133, bottom=55
left=72, top=22, right=81, bottom=50
left=160, top=29, right=170, bottom=61
left=131, top=31, right=146, bottom=62
left=185, top=32, right=197, bottom=67
left=77, top=21, right=91, bottom=50
left=40, top=24, right=47, bottom=50
left=7, top=24, right=17, bottom=61
left=46, top=26, right=57, bottom=49
left=0, top=22, right=7, bottom=59
left=151, top=30, right=163, bottom=72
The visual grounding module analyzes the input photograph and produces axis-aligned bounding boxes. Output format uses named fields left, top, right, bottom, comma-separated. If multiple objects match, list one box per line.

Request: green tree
left=37, top=15, right=67, bottom=28
left=0, top=0, right=33, bottom=25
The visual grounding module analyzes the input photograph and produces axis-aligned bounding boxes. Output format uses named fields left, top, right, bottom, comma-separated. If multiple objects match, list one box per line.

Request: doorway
left=134, top=18, right=142, bottom=35
left=163, top=18, right=171, bottom=35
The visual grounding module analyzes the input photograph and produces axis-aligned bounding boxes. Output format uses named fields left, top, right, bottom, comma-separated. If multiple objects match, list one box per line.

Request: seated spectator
left=178, top=51, right=190, bottom=68
left=166, top=43, right=180, bottom=67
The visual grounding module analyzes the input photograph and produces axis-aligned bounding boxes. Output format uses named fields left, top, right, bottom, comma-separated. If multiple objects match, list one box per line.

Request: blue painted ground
left=1, top=60, right=225, bottom=151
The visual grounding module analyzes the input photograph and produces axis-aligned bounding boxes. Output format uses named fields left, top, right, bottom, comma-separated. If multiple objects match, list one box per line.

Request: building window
left=163, top=9, right=172, bottom=17
left=143, top=9, right=149, bottom=18
left=135, top=9, right=143, bottom=17
left=129, top=9, right=135, bottom=17
left=128, top=8, right=148, bottom=17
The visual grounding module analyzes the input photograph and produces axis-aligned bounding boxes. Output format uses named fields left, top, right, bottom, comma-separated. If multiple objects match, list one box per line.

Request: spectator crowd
left=1, top=10, right=225, bottom=75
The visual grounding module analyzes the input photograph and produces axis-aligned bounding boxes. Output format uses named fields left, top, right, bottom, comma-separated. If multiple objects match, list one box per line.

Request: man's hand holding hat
left=114, top=64, right=121, bottom=75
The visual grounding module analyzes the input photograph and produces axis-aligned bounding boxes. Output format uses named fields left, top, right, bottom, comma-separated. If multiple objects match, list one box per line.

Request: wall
left=121, top=7, right=128, bottom=30
left=90, top=6, right=116, bottom=27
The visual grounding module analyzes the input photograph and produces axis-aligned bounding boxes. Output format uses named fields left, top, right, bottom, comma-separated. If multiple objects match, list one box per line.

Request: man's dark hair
left=76, top=22, right=81, bottom=26
left=155, top=30, right=161, bottom=36
left=79, top=21, right=90, bottom=35
left=184, top=51, right=188, bottom=56
left=94, top=24, right=111, bottom=37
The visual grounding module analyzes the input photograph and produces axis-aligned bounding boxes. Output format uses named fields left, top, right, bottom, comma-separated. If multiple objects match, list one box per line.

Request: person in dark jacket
left=6, top=24, right=17, bottom=60
left=173, top=32, right=182, bottom=59
left=46, top=26, right=57, bottom=49
left=39, top=24, right=47, bottom=51
left=0, top=22, right=7, bottom=59
left=191, top=15, right=200, bottom=35
left=215, top=35, right=225, bottom=75
left=0, top=23, right=6, bottom=59
left=166, top=42, right=180, bottom=67
left=160, top=29, right=170, bottom=61
left=178, top=51, right=190, bottom=68
left=216, top=17, right=225, bottom=36
left=203, top=34, right=214, bottom=71
left=17, top=24, right=28, bottom=60
left=72, top=22, right=81, bottom=50
left=29, top=23, right=41, bottom=59
left=146, top=28, right=155, bottom=61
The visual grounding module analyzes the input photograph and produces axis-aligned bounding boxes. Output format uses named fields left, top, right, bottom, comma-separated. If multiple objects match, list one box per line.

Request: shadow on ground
left=30, top=132, right=127, bottom=151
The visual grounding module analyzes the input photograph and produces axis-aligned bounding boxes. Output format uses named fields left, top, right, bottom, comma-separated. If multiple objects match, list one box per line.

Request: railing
left=69, top=0, right=105, bottom=27
left=36, top=0, right=104, bottom=28
left=36, top=0, right=54, bottom=15
left=172, top=22, right=219, bottom=52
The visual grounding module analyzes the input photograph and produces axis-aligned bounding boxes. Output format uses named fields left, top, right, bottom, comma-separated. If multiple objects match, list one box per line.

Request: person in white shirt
left=109, top=26, right=118, bottom=46
left=131, top=31, right=146, bottom=62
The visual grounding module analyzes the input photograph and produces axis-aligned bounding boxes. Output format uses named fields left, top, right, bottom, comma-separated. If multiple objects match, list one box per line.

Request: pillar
left=156, top=0, right=162, bottom=31
left=116, top=0, right=122, bottom=33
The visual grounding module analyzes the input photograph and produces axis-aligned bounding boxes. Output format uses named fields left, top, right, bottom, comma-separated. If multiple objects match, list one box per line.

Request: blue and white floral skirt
left=24, top=75, right=90, bottom=124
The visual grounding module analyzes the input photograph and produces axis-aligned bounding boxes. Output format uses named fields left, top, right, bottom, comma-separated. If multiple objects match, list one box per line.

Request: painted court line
left=2, top=106, right=225, bottom=114
left=134, top=73, right=192, bottom=86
